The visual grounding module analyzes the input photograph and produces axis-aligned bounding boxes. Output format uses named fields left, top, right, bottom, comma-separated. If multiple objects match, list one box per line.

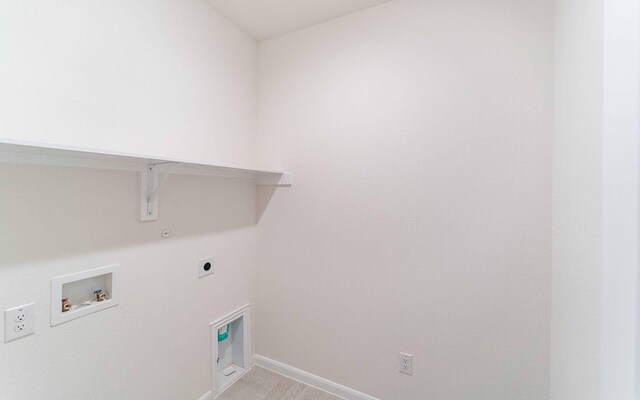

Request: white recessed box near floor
left=51, top=264, right=120, bottom=326
left=211, top=304, right=251, bottom=397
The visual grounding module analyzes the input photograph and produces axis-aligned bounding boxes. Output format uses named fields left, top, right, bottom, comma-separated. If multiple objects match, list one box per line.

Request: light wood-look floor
left=218, top=366, right=341, bottom=400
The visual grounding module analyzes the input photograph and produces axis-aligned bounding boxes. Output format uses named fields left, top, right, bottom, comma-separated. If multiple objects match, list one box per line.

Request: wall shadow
left=256, top=185, right=277, bottom=222
left=0, top=163, right=259, bottom=267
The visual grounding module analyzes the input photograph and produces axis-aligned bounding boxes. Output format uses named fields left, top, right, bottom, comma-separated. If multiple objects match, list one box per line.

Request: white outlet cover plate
left=4, top=303, right=35, bottom=343
left=199, top=256, right=215, bottom=278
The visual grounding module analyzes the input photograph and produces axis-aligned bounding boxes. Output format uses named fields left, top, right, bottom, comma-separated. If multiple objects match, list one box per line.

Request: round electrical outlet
left=198, top=256, right=215, bottom=278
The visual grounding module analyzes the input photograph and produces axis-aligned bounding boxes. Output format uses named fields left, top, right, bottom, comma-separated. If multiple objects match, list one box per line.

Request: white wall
left=256, top=1, right=554, bottom=399
left=0, top=164, right=257, bottom=400
left=550, top=1, right=603, bottom=399
left=0, top=2, right=259, bottom=399
left=0, top=0, right=258, bottom=167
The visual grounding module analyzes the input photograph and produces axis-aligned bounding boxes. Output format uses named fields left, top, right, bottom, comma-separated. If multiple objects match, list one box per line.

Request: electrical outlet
left=5, top=303, right=35, bottom=342
left=399, top=352, right=413, bottom=375
left=198, top=256, right=215, bottom=278
left=13, top=310, right=26, bottom=323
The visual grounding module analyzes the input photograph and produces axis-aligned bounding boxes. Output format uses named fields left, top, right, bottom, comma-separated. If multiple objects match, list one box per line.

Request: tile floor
left=218, top=366, right=341, bottom=400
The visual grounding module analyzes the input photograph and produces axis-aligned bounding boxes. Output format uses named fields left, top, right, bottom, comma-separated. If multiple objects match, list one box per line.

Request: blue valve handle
left=218, top=324, right=230, bottom=342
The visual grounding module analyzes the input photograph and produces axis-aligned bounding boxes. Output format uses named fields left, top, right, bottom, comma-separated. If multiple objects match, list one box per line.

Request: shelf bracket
left=140, top=162, right=177, bottom=221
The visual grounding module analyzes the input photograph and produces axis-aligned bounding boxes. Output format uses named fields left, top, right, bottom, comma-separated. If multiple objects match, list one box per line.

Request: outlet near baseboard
left=399, top=352, right=413, bottom=375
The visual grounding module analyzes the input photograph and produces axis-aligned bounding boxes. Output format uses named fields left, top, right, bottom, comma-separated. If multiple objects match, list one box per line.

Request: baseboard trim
left=198, top=391, right=212, bottom=400
left=253, top=355, right=380, bottom=400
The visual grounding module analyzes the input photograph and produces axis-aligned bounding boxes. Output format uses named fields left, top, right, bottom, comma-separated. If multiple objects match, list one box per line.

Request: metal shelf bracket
left=140, top=162, right=177, bottom=221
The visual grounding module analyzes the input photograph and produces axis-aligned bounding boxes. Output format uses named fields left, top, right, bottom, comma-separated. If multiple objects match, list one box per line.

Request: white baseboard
left=253, top=355, right=380, bottom=400
left=198, top=391, right=212, bottom=400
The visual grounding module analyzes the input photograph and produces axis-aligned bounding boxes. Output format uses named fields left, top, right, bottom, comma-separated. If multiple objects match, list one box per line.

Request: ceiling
left=206, top=0, right=392, bottom=41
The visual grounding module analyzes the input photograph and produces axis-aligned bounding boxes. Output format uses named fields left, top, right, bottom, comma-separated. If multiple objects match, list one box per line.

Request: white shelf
left=0, top=138, right=292, bottom=221
left=0, top=138, right=292, bottom=185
